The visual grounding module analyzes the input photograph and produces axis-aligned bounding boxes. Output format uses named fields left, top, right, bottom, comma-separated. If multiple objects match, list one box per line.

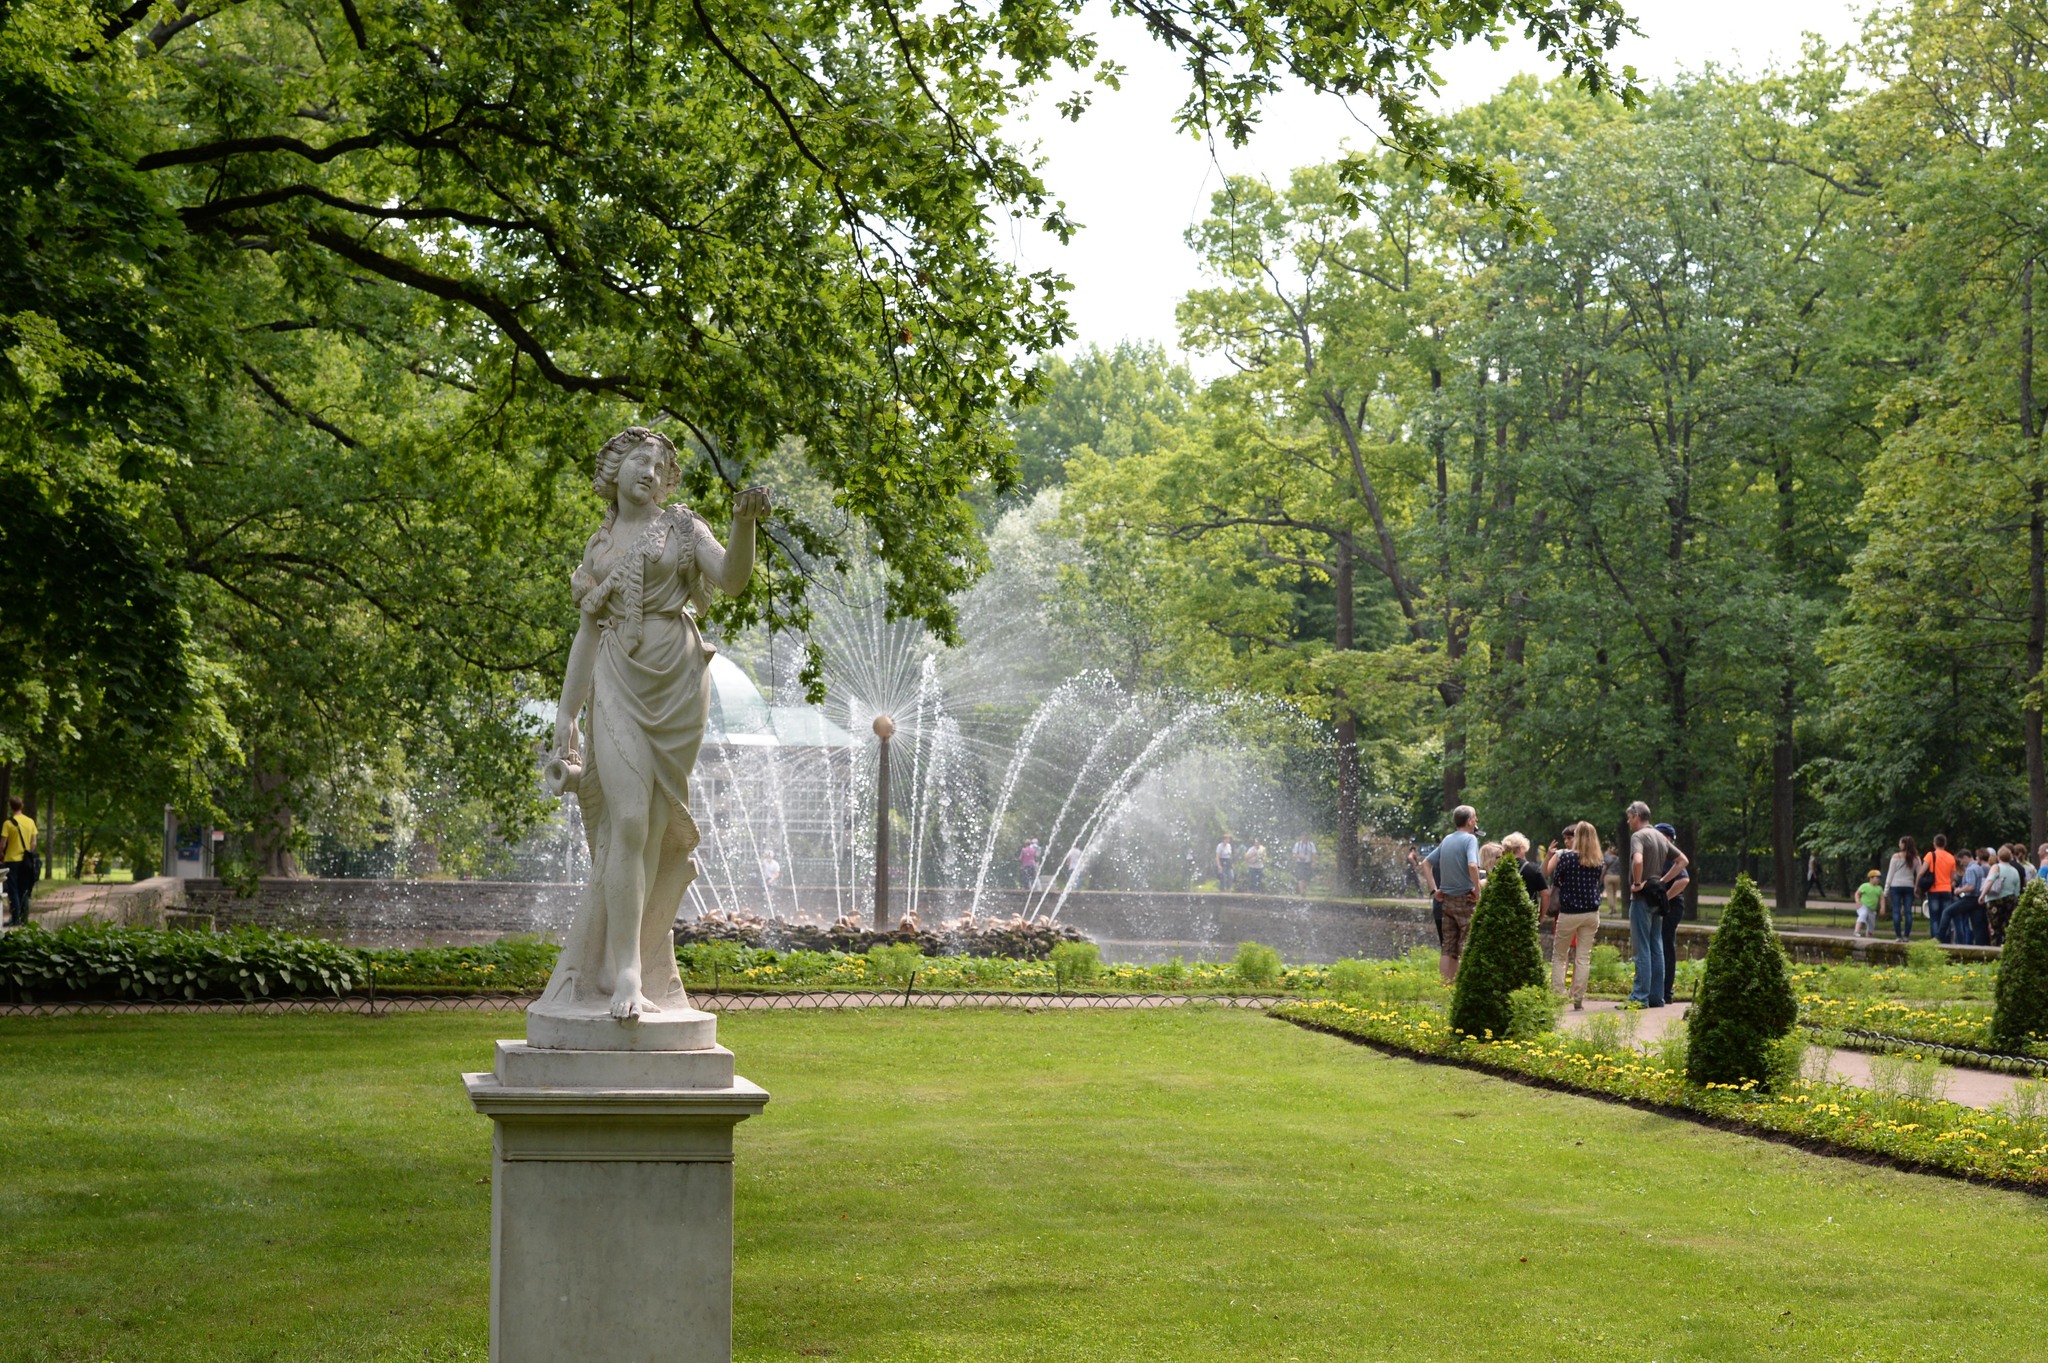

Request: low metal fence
left=0, top=988, right=1287, bottom=1018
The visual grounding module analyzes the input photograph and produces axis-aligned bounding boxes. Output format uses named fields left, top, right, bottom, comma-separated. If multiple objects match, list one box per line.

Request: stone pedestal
left=464, top=1008, right=768, bottom=1363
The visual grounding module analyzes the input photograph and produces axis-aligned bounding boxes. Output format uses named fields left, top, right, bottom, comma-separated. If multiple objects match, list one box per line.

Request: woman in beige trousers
left=1544, top=821, right=1608, bottom=1010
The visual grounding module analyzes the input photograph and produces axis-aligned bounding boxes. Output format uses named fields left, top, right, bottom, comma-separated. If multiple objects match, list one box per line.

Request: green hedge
left=0, top=923, right=366, bottom=1001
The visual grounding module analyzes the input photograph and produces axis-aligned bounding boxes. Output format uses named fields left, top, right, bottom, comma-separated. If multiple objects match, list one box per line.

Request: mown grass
left=1, top=1007, right=2045, bottom=1362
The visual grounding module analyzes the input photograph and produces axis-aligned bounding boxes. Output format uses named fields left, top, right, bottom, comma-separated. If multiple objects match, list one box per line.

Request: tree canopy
left=0, top=0, right=1636, bottom=870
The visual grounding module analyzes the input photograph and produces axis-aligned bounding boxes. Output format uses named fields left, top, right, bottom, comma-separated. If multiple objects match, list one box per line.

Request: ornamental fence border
left=0, top=988, right=1286, bottom=1019
left=1803, top=1022, right=2048, bottom=1077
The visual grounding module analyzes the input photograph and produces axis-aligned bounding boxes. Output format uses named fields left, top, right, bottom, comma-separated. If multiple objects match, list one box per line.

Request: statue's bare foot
left=609, top=967, right=652, bottom=1021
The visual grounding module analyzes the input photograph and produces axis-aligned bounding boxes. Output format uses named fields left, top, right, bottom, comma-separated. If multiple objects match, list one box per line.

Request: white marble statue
left=539, top=426, right=769, bottom=1024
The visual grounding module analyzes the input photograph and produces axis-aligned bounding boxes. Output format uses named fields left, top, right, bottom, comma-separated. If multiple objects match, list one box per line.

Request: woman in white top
left=1884, top=835, right=1922, bottom=942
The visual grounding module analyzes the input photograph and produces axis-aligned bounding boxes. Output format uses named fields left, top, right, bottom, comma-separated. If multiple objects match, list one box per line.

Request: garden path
left=1565, top=1000, right=2027, bottom=1109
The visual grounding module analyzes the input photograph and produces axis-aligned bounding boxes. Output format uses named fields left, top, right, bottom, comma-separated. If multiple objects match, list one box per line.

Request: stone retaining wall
left=35, top=877, right=2006, bottom=965
left=180, top=878, right=584, bottom=947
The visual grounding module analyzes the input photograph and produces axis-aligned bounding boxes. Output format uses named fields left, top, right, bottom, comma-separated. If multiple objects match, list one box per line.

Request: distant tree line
left=1043, top=4, right=2048, bottom=902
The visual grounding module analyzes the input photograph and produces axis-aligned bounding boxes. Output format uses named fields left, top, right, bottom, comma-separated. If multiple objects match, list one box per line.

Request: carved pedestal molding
left=464, top=1008, right=768, bottom=1363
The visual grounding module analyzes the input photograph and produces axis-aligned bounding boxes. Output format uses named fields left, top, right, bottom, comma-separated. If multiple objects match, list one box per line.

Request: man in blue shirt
left=1420, top=805, right=1482, bottom=984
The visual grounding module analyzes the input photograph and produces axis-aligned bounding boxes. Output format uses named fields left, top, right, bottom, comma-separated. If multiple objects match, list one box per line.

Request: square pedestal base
left=465, top=1045, right=769, bottom=1363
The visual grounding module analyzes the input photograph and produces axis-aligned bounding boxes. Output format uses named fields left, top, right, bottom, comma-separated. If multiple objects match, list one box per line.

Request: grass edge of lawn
left=1272, top=1010, right=2048, bottom=1201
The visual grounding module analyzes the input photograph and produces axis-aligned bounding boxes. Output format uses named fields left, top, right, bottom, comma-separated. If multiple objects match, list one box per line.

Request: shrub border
left=1273, top=1009, right=2048, bottom=1200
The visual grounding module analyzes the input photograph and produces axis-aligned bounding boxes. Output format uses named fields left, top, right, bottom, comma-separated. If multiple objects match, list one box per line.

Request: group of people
left=1017, top=837, right=1085, bottom=891
left=1414, top=801, right=1690, bottom=1009
left=1857, top=835, right=2047, bottom=946
left=1210, top=834, right=1319, bottom=894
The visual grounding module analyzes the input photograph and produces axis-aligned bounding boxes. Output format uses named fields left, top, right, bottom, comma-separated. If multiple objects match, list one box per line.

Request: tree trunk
left=2024, top=258, right=2048, bottom=850
left=251, top=766, right=300, bottom=877
left=1331, top=536, right=1363, bottom=893
left=1772, top=444, right=1801, bottom=911
left=1431, top=365, right=1466, bottom=813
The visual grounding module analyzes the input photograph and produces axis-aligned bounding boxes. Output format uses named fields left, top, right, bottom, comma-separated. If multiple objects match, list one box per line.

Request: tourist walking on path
left=1, top=799, right=35, bottom=928
left=1019, top=837, right=1041, bottom=890
left=1924, top=835, right=1958, bottom=942
left=1625, top=803, right=1683, bottom=1009
left=1654, top=823, right=1690, bottom=1004
left=1601, top=847, right=1623, bottom=914
left=1294, top=835, right=1317, bottom=894
left=1242, top=840, right=1267, bottom=893
left=1544, top=822, right=1605, bottom=1010
left=1420, top=806, right=1482, bottom=984
left=1805, top=850, right=1825, bottom=900
left=1855, top=870, right=1882, bottom=938
left=1213, top=834, right=1235, bottom=892
left=1884, top=836, right=1922, bottom=941
left=1987, top=848, right=2023, bottom=945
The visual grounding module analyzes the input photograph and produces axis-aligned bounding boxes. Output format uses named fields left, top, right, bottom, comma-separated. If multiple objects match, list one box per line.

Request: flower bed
left=1272, top=998, right=2048, bottom=1189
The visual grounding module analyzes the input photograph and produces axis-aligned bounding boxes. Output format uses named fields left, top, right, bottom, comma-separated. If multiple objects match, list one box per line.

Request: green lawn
left=2, top=1008, right=2044, bottom=1362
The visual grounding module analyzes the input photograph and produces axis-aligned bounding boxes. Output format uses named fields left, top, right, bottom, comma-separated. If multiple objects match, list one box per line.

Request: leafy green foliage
left=359, top=938, right=559, bottom=991
left=1049, top=940, right=1103, bottom=987
left=0, top=0, right=1637, bottom=874
left=1448, top=861, right=1545, bottom=1037
left=1505, top=983, right=1561, bottom=1040
left=866, top=942, right=925, bottom=987
left=1686, top=876, right=1799, bottom=1089
left=0, top=923, right=363, bottom=1001
left=1993, top=879, right=2048, bottom=1050
left=1232, top=940, right=1282, bottom=986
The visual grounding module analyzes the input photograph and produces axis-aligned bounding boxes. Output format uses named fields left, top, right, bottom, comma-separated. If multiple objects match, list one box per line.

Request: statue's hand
left=553, top=711, right=581, bottom=761
left=733, top=485, right=772, bottom=522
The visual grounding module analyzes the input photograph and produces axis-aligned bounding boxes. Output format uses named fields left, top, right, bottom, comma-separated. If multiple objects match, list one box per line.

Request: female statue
left=539, top=426, right=769, bottom=1024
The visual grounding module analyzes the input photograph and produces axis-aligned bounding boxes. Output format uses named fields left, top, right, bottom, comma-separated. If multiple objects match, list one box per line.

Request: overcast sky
left=1004, top=0, right=1870, bottom=361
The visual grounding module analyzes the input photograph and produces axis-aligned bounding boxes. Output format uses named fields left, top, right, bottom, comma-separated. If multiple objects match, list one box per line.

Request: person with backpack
left=1987, top=847, right=2024, bottom=946
left=1018, top=837, right=1042, bottom=890
left=1625, top=802, right=1684, bottom=1009
left=1883, top=836, right=1922, bottom=941
left=1544, top=821, right=1606, bottom=1010
left=2, top=798, right=39, bottom=928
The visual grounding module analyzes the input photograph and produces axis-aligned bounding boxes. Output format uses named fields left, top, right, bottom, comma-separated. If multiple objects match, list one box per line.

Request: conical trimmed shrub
left=1448, top=860, right=1546, bottom=1038
left=1991, top=877, right=2048, bottom=1050
left=1685, top=874, right=1797, bottom=1088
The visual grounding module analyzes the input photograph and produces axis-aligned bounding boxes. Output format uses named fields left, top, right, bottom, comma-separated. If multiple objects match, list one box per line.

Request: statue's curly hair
left=592, top=426, right=681, bottom=526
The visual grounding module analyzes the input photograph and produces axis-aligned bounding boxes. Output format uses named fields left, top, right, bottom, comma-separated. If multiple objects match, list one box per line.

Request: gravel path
left=1562, top=1000, right=2029, bottom=1109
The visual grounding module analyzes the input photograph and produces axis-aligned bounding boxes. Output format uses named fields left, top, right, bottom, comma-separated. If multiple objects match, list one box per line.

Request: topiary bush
left=1685, top=874, right=1798, bottom=1089
left=1447, top=862, right=1545, bottom=1037
left=1992, top=878, right=2048, bottom=1049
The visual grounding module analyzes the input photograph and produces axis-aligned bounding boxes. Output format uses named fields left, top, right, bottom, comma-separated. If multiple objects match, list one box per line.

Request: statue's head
left=593, top=426, right=681, bottom=509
